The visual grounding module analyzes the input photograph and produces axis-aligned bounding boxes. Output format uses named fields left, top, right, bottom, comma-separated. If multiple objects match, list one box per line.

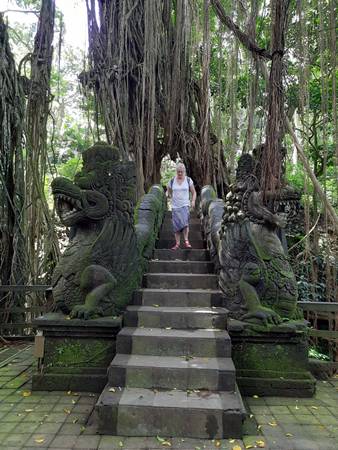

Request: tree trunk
left=261, top=0, right=290, bottom=194
left=0, top=15, right=26, bottom=329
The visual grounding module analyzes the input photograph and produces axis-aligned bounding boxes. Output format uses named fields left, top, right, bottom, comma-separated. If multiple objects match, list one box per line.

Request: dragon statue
left=51, top=142, right=142, bottom=319
left=219, top=151, right=303, bottom=328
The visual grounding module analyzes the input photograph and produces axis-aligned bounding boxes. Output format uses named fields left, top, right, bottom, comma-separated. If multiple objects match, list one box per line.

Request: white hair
left=176, top=162, right=186, bottom=173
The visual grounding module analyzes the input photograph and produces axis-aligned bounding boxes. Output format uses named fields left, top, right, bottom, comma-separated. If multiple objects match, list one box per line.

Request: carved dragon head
left=52, top=142, right=136, bottom=227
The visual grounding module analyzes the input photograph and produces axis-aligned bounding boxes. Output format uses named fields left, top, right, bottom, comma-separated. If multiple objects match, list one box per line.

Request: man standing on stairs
left=167, top=162, right=197, bottom=250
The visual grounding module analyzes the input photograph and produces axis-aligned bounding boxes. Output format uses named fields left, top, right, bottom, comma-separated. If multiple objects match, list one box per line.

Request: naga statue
left=219, top=150, right=303, bottom=328
left=51, top=142, right=142, bottom=319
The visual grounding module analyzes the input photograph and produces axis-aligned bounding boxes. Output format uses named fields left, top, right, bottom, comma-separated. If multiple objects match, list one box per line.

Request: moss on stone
left=46, top=339, right=113, bottom=370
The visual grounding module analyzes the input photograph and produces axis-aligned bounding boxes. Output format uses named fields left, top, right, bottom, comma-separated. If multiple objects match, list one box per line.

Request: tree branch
left=210, top=0, right=271, bottom=59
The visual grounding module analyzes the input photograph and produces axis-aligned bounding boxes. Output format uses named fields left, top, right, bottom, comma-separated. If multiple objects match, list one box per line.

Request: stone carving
left=219, top=152, right=302, bottom=327
left=135, top=185, right=166, bottom=260
left=52, top=142, right=142, bottom=319
left=201, top=186, right=224, bottom=271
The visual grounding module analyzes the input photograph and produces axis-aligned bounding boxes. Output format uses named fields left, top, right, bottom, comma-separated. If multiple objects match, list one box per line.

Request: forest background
left=0, top=0, right=337, bottom=330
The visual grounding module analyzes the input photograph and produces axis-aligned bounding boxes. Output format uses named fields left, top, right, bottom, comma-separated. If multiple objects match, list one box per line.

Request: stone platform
left=32, top=314, right=121, bottom=393
left=0, top=344, right=337, bottom=449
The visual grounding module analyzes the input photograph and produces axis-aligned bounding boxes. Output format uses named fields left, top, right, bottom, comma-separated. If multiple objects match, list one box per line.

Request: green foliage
left=308, top=347, right=330, bottom=361
left=57, top=157, right=82, bottom=180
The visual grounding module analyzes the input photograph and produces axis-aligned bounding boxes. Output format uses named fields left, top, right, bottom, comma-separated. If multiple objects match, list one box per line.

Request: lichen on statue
left=219, top=150, right=303, bottom=329
left=51, top=142, right=141, bottom=319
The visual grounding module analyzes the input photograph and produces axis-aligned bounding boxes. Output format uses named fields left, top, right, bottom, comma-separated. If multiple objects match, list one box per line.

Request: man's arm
left=190, top=184, right=197, bottom=209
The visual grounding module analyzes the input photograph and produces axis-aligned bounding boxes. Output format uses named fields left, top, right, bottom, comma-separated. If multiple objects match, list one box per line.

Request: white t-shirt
left=168, top=176, right=194, bottom=209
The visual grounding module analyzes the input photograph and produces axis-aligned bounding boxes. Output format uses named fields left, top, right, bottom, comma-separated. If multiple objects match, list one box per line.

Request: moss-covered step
left=32, top=313, right=121, bottom=392
left=229, top=319, right=316, bottom=397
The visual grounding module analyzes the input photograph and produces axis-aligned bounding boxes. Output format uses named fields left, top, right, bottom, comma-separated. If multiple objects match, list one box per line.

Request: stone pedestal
left=32, top=313, right=121, bottom=392
left=229, top=320, right=316, bottom=397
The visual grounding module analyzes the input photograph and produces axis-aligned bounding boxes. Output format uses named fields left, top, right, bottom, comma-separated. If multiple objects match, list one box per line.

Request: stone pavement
left=0, top=344, right=337, bottom=449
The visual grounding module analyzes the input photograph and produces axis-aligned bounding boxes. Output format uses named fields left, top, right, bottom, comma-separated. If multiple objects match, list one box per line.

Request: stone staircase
left=96, top=212, right=245, bottom=439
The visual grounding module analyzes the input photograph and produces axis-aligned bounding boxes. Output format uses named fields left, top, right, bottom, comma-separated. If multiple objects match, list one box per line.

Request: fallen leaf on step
left=229, top=439, right=235, bottom=443
left=63, top=408, right=71, bottom=415
left=34, top=438, right=45, bottom=444
left=25, top=409, right=34, bottom=412
left=285, top=433, right=293, bottom=437
left=310, top=406, right=318, bottom=410
left=119, top=441, right=123, bottom=447
left=152, top=304, right=160, bottom=307
left=214, top=440, right=221, bottom=447
left=156, top=436, right=166, bottom=443
left=256, top=440, right=265, bottom=448
left=22, top=390, right=31, bottom=397
left=109, top=387, right=116, bottom=392
left=232, top=445, right=242, bottom=450
left=245, top=445, right=254, bottom=449
left=252, top=395, right=259, bottom=398
left=165, top=327, right=172, bottom=330
left=268, top=422, right=277, bottom=427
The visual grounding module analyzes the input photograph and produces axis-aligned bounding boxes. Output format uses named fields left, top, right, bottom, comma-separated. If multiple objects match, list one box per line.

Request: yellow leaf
left=25, top=409, right=34, bottom=412
left=119, top=441, right=123, bottom=447
left=253, top=395, right=259, bottom=398
left=295, top=405, right=299, bottom=410
left=162, top=442, right=172, bottom=447
left=257, top=425, right=262, bottom=431
left=80, top=426, right=86, bottom=433
left=311, top=406, right=318, bottom=410
left=72, top=418, right=78, bottom=424
left=63, top=408, right=71, bottom=414
left=249, top=414, right=254, bottom=419
left=34, top=438, right=45, bottom=444
left=67, top=390, right=72, bottom=395
left=72, top=400, right=76, bottom=404
left=256, top=440, right=266, bottom=448
left=229, top=439, right=235, bottom=443
left=109, top=387, right=116, bottom=392
left=152, top=304, right=160, bottom=307
left=285, top=433, right=293, bottom=437
left=268, top=422, right=277, bottom=427
left=245, top=445, right=254, bottom=449
left=214, top=440, right=221, bottom=448
left=232, top=446, right=242, bottom=450
left=22, top=390, right=31, bottom=397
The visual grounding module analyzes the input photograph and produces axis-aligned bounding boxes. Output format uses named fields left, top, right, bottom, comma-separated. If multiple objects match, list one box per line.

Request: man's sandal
left=184, top=240, right=192, bottom=249
left=171, top=243, right=180, bottom=250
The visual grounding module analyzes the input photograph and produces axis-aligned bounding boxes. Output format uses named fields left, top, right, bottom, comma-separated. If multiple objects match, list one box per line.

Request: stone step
left=143, top=273, right=219, bottom=289
left=157, top=239, right=206, bottom=249
left=148, top=260, right=214, bottom=274
left=153, top=248, right=210, bottom=261
left=162, top=218, right=201, bottom=227
left=96, top=385, right=245, bottom=438
left=116, top=327, right=231, bottom=357
left=108, top=354, right=236, bottom=391
left=124, top=306, right=227, bottom=329
left=159, top=230, right=203, bottom=241
left=133, top=288, right=223, bottom=307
